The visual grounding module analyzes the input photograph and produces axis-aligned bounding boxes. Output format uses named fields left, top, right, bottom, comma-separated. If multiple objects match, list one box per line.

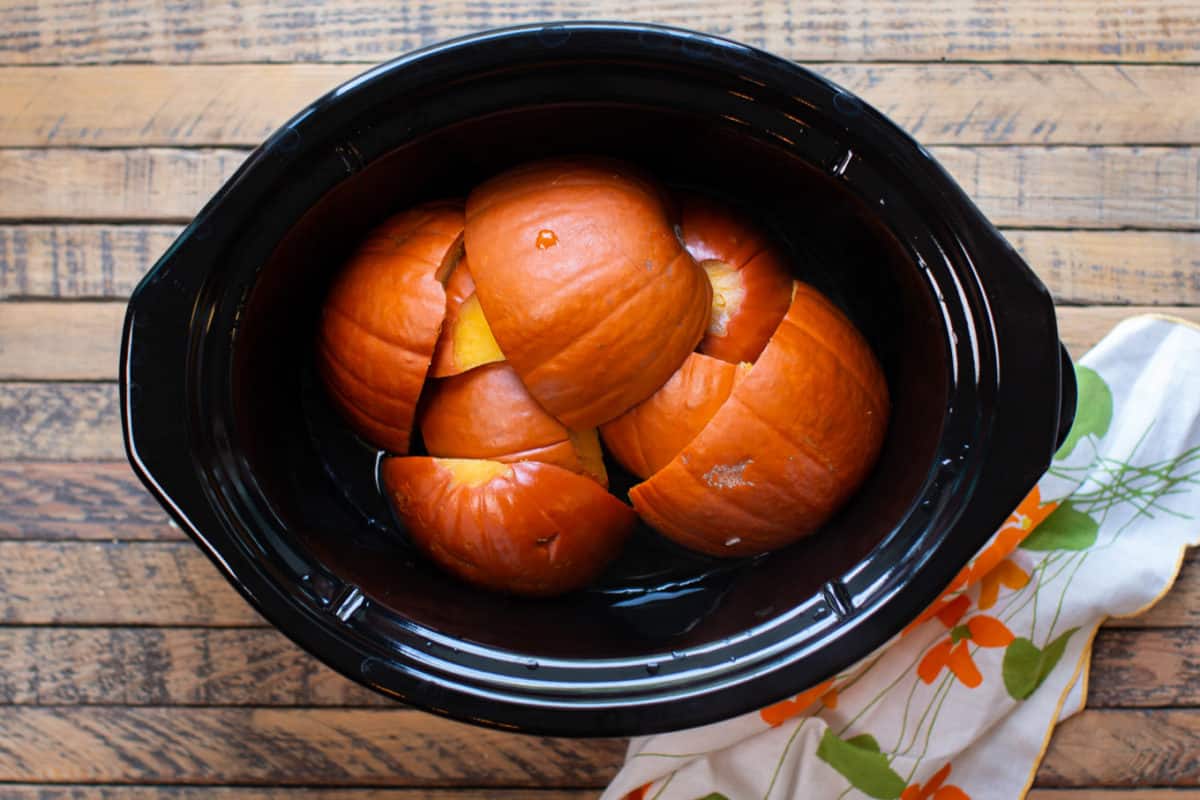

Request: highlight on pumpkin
left=318, top=158, right=890, bottom=596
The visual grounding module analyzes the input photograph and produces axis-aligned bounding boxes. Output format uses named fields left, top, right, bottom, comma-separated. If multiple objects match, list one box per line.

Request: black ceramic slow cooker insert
left=120, top=23, right=1076, bottom=737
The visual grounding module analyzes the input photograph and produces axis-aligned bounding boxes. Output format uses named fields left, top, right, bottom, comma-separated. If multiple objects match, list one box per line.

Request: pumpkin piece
left=420, top=362, right=607, bottom=486
left=680, top=194, right=795, bottom=364
left=600, top=353, right=748, bottom=479
left=465, top=157, right=712, bottom=428
left=630, top=282, right=889, bottom=557
left=381, top=457, right=635, bottom=596
left=317, top=201, right=464, bottom=454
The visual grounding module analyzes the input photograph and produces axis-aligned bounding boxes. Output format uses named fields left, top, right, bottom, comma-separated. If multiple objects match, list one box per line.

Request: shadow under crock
left=122, top=23, right=1071, bottom=736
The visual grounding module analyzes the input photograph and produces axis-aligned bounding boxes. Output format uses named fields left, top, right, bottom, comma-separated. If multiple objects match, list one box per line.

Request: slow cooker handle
left=1055, top=344, right=1077, bottom=452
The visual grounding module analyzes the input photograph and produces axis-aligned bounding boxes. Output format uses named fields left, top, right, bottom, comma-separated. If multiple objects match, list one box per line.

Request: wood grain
left=5, top=147, right=1199, bottom=229
left=0, top=302, right=123, bottom=380
left=0, top=149, right=248, bottom=222
left=1089, top=628, right=1200, bottom=708
left=5, top=226, right=1200, bottom=305
left=0, top=624, right=1191, bottom=708
left=0, top=225, right=179, bottom=298
left=0, top=462, right=182, bottom=541
left=1008, top=230, right=1200, bottom=305
left=6, top=64, right=1200, bottom=148
left=0, top=542, right=262, bottom=626
left=0, top=790, right=596, bottom=800
left=5, top=304, right=1198, bottom=383
left=0, top=628, right=383, bottom=706
left=0, top=383, right=122, bottom=460
left=1, top=1, right=1198, bottom=65
left=1036, top=709, right=1200, bottom=786
left=0, top=706, right=1188, bottom=786
left=0, top=707, right=626, bottom=786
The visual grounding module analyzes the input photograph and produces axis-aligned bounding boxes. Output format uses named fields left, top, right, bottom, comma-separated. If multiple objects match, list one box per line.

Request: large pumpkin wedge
left=419, top=361, right=607, bottom=486
left=464, top=158, right=712, bottom=428
left=680, top=194, right=795, bottom=364
left=600, top=352, right=747, bottom=480
left=381, top=457, right=635, bottom=596
left=317, top=201, right=464, bottom=454
left=630, top=283, right=889, bottom=557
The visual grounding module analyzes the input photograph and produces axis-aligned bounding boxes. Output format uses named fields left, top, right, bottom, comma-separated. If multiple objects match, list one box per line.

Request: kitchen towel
left=603, top=314, right=1200, bottom=800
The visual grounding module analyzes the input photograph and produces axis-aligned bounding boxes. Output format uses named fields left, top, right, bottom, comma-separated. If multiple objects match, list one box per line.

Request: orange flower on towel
left=621, top=783, right=651, bottom=800
left=918, top=615, right=1015, bottom=688
left=978, top=558, right=1030, bottom=610
left=901, top=762, right=970, bottom=800
left=759, top=678, right=836, bottom=726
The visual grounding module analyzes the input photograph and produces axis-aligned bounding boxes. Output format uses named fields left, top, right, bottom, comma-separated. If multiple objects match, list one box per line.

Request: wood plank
left=0, top=707, right=1188, bottom=787
left=1, top=1, right=1198, bottom=65
left=0, top=302, right=123, bottom=380
left=0, top=383, right=122, bottom=460
left=0, top=462, right=182, bottom=541
left=931, top=146, right=1200, bottom=230
left=0, top=225, right=179, bottom=299
left=0, top=542, right=262, bottom=626
left=5, top=304, right=1199, bottom=383
left=1008, top=230, right=1200, bottom=305
left=0, top=790, right=595, bottom=800
left=1088, top=628, right=1200, bottom=707
left=0, top=624, right=1191, bottom=708
left=0, top=707, right=625, bottom=786
left=0, top=149, right=248, bottom=222
left=5, top=147, right=1199, bottom=229
left=0, top=628, right=382, bottom=706
left=5, top=227, right=1200, bottom=305
left=1036, top=710, right=1200, bottom=786
left=1055, top=307, right=1200, bottom=358
left=6, top=64, right=1200, bottom=147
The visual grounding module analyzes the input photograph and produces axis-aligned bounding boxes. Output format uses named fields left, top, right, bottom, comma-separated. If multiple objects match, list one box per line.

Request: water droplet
left=920, top=498, right=935, bottom=510
left=524, top=659, right=540, bottom=670
left=879, top=197, right=887, bottom=206
left=812, top=604, right=831, bottom=620
left=670, top=650, right=684, bottom=659
left=940, top=457, right=954, bottom=468
left=535, top=229, right=558, bottom=249
left=423, top=640, right=433, bottom=648
left=645, top=662, right=660, bottom=675
left=724, top=536, right=742, bottom=547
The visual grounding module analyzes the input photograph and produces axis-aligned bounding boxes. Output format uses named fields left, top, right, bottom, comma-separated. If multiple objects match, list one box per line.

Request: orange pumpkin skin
left=317, top=201, right=464, bottom=454
left=429, top=258, right=479, bottom=378
left=600, top=353, right=744, bottom=480
left=464, top=158, right=712, bottom=428
left=680, top=195, right=795, bottom=364
left=381, top=457, right=636, bottom=596
left=630, top=283, right=889, bottom=557
left=419, top=362, right=604, bottom=484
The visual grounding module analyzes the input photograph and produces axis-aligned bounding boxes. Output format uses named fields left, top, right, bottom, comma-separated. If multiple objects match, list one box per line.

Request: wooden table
left=2, top=2, right=1200, bottom=796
